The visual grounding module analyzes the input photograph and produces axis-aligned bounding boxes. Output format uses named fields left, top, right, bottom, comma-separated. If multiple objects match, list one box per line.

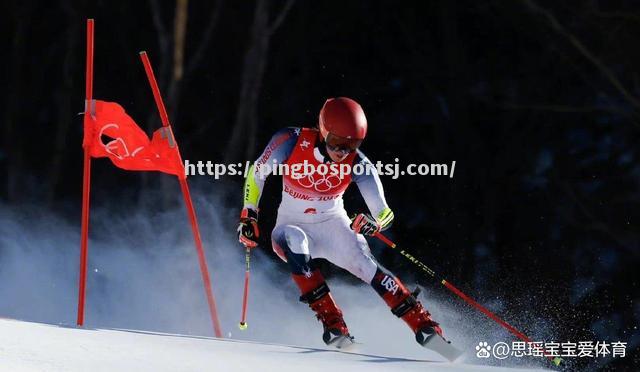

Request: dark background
left=1, top=1, right=638, bottom=370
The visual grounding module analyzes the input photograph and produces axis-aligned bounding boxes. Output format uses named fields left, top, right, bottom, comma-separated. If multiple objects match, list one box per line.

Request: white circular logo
left=296, top=171, right=343, bottom=192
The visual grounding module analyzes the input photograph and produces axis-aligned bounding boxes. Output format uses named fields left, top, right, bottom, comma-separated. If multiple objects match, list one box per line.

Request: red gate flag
left=83, top=100, right=185, bottom=179
left=78, top=20, right=222, bottom=338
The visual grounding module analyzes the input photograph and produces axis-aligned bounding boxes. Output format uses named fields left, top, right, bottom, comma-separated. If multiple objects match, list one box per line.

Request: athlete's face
left=326, top=145, right=350, bottom=162
left=324, top=133, right=361, bottom=162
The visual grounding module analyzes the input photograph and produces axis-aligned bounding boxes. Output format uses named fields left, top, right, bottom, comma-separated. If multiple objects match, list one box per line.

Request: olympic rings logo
left=296, top=171, right=343, bottom=192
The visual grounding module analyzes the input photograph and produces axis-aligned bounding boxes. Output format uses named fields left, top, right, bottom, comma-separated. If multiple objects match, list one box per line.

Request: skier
left=237, top=97, right=444, bottom=349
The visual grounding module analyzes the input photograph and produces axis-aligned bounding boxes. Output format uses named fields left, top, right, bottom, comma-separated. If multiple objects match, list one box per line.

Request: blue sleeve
left=243, top=127, right=299, bottom=209
left=255, top=127, right=298, bottom=170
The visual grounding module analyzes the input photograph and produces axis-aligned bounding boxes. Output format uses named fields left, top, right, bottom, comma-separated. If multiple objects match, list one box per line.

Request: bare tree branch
left=186, top=0, right=225, bottom=76
left=164, top=0, right=189, bottom=123
left=562, top=182, right=639, bottom=258
left=225, top=0, right=270, bottom=163
left=521, top=0, right=640, bottom=112
left=172, top=0, right=189, bottom=82
left=148, top=0, right=169, bottom=56
left=268, top=0, right=296, bottom=36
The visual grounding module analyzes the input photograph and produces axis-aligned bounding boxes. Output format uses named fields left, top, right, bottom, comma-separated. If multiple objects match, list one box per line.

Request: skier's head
left=319, top=97, right=367, bottom=162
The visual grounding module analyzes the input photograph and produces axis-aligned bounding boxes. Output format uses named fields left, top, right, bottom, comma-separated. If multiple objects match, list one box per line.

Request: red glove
left=351, top=213, right=380, bottom=236
left=238, top=208, right=260, bottom=248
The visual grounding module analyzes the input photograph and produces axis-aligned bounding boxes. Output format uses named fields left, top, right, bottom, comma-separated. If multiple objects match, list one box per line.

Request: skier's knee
left=336, top=236, right=377, bottom=282
left=272, top=224, right=309, bottom=256
left=272, top=225, right=314, bottom=274
left=348, top=254, right=378, bottom=283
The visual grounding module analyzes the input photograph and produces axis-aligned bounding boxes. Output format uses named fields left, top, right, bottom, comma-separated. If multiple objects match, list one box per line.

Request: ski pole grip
left=374, top=232, right=396, bottom=248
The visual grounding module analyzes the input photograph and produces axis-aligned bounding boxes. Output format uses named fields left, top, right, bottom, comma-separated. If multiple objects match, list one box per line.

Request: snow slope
left=0, top=318, right=548, bottom=372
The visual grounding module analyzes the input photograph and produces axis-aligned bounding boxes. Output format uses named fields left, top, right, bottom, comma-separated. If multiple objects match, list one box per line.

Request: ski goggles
left=324, top=133, right=363, bottom=154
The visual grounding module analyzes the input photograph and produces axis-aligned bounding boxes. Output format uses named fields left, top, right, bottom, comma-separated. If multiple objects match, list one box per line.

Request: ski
left=327, top=334, right=356, bottom=350
left=420, top=333, right=463, bottom=362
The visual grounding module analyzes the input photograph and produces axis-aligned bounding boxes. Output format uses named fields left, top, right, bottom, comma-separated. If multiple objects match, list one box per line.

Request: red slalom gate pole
left=139, top=51, right=223, bottom=338
left=239, top=247, right=251, bottom=330
left=373, top=232, right=563, bottom=367
left=77, top=18, right=94, bottom=327
left=178, top=179, right=223, bottom=338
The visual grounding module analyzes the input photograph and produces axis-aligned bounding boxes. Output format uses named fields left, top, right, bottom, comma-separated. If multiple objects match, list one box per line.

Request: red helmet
left=319, top=97, right=368, bottom=146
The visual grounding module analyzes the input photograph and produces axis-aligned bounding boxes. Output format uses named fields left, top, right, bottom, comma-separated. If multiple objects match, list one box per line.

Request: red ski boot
left=372, top=269, right=461, bottom=360
left=398, top=289, right=461, bottom=361
left=292, top=270, right=353, bottom=348
left=309, top=292, right=351, bottom=345
left=394, top=288, right=443, bottom=344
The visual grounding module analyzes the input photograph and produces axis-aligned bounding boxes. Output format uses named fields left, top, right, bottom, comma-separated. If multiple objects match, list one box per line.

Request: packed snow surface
left=0, top=318, right=549, bottom=372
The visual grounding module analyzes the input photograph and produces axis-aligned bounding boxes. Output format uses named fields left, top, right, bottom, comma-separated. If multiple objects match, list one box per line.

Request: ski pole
left=239, top=246, right=251, bottom=330
left=373, top=232, right=562, bottom=367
